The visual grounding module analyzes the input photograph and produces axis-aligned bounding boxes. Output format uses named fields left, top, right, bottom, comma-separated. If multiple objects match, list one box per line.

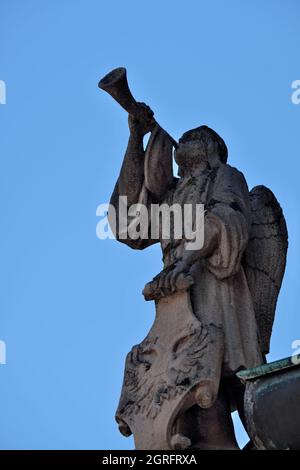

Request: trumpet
left=98, top=67, right=178, bottom=148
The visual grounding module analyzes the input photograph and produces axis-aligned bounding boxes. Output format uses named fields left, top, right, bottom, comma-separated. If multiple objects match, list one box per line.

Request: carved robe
left=111, top=127, right=263, bottom=424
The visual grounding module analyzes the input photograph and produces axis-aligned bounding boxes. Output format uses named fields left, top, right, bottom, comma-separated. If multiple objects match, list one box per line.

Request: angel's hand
left=158, top=260, right=188, bottom=293
left=128, top=102, right=155, bottom=136
left=143, top=261, right=194, bottom=300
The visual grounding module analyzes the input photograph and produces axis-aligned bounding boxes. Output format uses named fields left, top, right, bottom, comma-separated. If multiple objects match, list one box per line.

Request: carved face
left=175, top=125, right=227, bottom=172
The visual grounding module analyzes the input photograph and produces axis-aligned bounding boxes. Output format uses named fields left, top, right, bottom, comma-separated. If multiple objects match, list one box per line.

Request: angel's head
left=175, top=126, right=228, bottom=174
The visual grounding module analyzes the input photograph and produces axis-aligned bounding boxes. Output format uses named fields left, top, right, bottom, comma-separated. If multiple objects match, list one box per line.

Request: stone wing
left=243, top=185, right=288, bottom=355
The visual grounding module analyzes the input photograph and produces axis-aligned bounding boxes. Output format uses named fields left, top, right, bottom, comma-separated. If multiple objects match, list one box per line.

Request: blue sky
left=0, top=0, right=299, bottom=449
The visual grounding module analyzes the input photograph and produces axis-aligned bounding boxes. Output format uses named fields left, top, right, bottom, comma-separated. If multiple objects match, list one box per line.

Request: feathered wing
left=243, top=185, right=288, bottom=355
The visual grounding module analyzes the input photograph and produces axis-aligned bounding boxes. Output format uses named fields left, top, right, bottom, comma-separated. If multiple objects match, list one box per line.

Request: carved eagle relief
left=243, top=185, right=288, bottom=355
left=117, top=322, right=210, bottom=422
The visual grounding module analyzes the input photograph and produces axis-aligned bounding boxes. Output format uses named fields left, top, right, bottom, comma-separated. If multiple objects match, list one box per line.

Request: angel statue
left=100, top=68, right=288, bottom=450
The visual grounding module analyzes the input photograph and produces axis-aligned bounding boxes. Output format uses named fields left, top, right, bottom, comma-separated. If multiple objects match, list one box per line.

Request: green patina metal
left=237, top=355, right=300, bottom=383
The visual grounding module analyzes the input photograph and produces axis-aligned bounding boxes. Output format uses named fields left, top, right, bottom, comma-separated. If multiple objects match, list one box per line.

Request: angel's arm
left=108, top=106, right=159, bottom=249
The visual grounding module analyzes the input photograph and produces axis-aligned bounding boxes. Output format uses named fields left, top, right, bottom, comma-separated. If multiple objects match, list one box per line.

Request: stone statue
left=99, top=68, right=288, bottom=450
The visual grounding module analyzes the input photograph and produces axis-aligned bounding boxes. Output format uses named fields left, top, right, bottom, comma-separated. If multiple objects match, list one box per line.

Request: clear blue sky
left=0, top=0, right=299, bottom=450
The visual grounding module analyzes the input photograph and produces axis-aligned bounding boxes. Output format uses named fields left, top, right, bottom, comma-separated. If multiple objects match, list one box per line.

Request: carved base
left=116, top=289, right=226, bottom=449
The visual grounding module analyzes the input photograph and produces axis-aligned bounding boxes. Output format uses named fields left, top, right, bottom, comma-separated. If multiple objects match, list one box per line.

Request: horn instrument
left=98, top=67, right=178, bottom=148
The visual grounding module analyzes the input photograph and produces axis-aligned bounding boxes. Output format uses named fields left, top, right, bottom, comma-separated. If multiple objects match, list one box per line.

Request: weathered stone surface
left=100, top=67, right=288, bottom=449
left=116, top=290, right=224, bottom=449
